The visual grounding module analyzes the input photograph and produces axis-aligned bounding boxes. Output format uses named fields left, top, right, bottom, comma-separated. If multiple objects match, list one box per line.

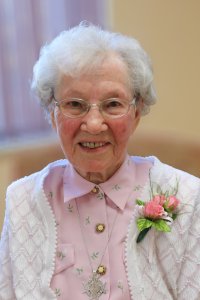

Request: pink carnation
left=165, top=196, right=180, bottom=210
left=143, top=200, right=165, bottom=219
left=152, top=195, right=166, bottom=206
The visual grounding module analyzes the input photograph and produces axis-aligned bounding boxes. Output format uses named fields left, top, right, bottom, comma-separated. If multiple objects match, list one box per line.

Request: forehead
left=56, top=55, right=132, bottom=98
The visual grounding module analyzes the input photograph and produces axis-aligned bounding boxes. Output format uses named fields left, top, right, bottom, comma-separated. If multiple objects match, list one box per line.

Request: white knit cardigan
left=0, top=157, right=200, bottom=300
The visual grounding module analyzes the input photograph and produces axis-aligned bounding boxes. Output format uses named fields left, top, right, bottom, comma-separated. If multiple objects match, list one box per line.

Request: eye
left=59, top=98, right=88, bottom=117
left=104, top=99, right=124, bottom=108
left=102, top=98, right=128, bottom=116
left=60, top=99, right=89, bottom=111
left=63, top=99, right=83, bottom=108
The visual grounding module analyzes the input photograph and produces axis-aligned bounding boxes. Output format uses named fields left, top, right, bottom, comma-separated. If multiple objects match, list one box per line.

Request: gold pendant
left=83, top=272, right=106, bottom=300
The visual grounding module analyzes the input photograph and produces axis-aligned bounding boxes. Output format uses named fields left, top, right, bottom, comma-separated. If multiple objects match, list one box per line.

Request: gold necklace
left=75, top=196, right=119, bottom=300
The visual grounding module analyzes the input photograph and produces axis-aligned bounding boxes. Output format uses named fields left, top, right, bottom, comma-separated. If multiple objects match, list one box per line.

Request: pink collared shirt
left=45, top=156, right=152, bottom=299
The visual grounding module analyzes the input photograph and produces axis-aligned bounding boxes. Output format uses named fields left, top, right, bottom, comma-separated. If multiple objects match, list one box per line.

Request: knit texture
left=125, top=157, right=200, bottom=300
left=0, top=166, right=58, bottom=300
left=0, top=157, right=200, bottom=300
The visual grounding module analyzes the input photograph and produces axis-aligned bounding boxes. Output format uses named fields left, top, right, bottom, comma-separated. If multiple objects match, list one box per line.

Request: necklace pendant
left=83, top=271, right=106, bottom=300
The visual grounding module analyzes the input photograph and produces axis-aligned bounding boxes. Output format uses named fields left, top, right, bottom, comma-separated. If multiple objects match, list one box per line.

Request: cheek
left=55, top=114, right=80, bottom=144
left=110, top=118, right=135, bottom=143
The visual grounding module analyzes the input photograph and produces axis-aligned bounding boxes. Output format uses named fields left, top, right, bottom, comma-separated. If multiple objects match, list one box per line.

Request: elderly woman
left=0, top=23, right=200, bottom=300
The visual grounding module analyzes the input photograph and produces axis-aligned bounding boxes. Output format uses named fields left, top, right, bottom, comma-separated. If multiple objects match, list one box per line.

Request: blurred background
left=0, top=0, right=200, bottom=231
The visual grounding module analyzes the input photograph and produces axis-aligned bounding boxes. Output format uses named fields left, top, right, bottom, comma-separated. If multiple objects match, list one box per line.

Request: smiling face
left=51, top=55, right=141, bottom=183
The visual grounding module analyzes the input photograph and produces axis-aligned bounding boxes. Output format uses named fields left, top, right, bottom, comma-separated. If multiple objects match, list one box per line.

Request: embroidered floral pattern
left=97, top=191, right=104, bottom=200
left=136, top=177, right=180, bottom=243
left=55, top=288, right=61, bottom=297
left=57, top=251, right=66, bottom=260
left=133, top=184, right=142, bottom=191
left=85, top=216, right=91, bottom=225
left=67, top=203, right=73, bottom=212
left=76, top=267, right=84, bottom=275
left=48, top=191, right=53, bottom=198
left=91, top=252, right=99, bottom=260
left=117, top=280, right=124, bottom=293
left=112, top=184, right=121, bottom=191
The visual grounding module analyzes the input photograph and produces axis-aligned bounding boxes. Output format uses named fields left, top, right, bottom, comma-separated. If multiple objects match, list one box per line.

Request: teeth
left=81, top=142, right=105, bottom=148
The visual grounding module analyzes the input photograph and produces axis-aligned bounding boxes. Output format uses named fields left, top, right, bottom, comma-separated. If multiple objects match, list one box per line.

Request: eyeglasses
left=53, top=97, right=136, bottom=119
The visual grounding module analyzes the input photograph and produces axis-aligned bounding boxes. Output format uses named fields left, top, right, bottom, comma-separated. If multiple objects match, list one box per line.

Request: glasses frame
left=53, top=96, right=136, bottom=119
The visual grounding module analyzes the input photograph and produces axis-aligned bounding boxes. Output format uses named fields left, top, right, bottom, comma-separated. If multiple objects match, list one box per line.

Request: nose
left=80, top=106, right=108, bottom=134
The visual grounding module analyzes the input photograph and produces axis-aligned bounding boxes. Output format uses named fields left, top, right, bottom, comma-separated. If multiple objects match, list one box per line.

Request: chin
left=82, top=162, right=107, bottom=173
left=76, top=159, right=110, bottom=173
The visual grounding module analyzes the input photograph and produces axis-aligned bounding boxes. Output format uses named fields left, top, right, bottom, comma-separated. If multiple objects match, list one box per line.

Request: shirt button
left=96, top=223, right=105, bottom=233
left=91, top=186, right=99, bottom=194
left=97, top=265, right=106, bottom=275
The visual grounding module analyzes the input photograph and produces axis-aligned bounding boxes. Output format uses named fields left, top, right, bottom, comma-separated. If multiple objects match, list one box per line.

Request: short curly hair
left=31, top=22, right=156, bottom=118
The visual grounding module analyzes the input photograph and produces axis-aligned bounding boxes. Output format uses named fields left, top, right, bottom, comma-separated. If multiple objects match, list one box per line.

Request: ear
left=136, top=96, right=144, bottom=113
left=130, top=98, right=143, bottom=134
left=132, top=109, right=141, bottom=131
left=50, top=110, right=57, bottom=130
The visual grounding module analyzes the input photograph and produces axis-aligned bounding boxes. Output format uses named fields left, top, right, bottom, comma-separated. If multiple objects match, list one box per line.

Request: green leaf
left=137, top=218, right=153, bottom=231
left=163, top=202, right=174, bottom=213
left=172, top=213, right=178, bottom=220
left=151, top=219, right=171, bottom=232
left=136, top=199, right=145, bottom=206
left=136, top=227, right=151, bottom=243
left=164, top=206, right=173, bottom=213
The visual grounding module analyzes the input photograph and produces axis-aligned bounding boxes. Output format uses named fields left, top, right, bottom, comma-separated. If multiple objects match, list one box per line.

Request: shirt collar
left=63, top=164, right=95, bottom=201
left=63, top=155, right=136, bottom=211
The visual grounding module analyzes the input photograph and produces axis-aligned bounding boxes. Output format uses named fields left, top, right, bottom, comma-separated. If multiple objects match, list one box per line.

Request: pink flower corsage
left=136, top=181, right=180, bottom=243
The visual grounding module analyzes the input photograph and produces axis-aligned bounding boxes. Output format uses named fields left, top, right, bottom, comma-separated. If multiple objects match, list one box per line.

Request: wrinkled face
left=51, top=55, right=141, bottom=182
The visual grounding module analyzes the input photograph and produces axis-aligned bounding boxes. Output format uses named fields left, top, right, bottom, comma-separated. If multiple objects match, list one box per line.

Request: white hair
left=31, top=22, right=156, bottom=118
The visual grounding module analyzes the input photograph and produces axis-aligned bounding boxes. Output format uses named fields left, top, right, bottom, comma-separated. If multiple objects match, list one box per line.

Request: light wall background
left=109, top=0, right=200, bottom=139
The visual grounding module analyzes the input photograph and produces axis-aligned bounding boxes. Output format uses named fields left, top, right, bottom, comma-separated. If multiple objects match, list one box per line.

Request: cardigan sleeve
left=177, top=184, right=200, bottom=299
left=0, top=197, right=16, bottom=300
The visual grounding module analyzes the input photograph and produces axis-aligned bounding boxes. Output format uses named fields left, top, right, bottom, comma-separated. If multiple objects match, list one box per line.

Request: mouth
left=79, top=141, right=109, bottom=149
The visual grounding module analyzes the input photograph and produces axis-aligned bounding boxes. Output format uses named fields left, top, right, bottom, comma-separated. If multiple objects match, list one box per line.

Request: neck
left=83, top=172, right=109, bottom=184
left=75, top=161, right=124, bottom=184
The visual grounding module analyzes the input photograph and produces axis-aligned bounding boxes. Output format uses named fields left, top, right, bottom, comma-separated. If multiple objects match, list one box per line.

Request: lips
left=79, top=142, right=108, bottom=149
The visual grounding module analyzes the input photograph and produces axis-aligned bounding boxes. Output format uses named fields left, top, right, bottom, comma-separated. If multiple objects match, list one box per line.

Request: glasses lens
left=101, top=99, right=129, bottom=117
left=60, top=99, right=88, bottom=117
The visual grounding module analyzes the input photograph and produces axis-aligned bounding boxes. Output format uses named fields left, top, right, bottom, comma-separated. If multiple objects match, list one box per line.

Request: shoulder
left=4, top=159, right=69, bottom=236
left=151, top=156, right=200, bottom=196
left=6, top=159, right=68, bottom=204
left=132, top=155, right=199, bottom=181
left=131, top=155, right=200, bottom=205
left=132, top=155, right=200, bottom=184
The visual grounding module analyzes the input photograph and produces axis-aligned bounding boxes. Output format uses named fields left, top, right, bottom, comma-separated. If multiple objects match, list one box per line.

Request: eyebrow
left=63, top=89, right=129, bottom=100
